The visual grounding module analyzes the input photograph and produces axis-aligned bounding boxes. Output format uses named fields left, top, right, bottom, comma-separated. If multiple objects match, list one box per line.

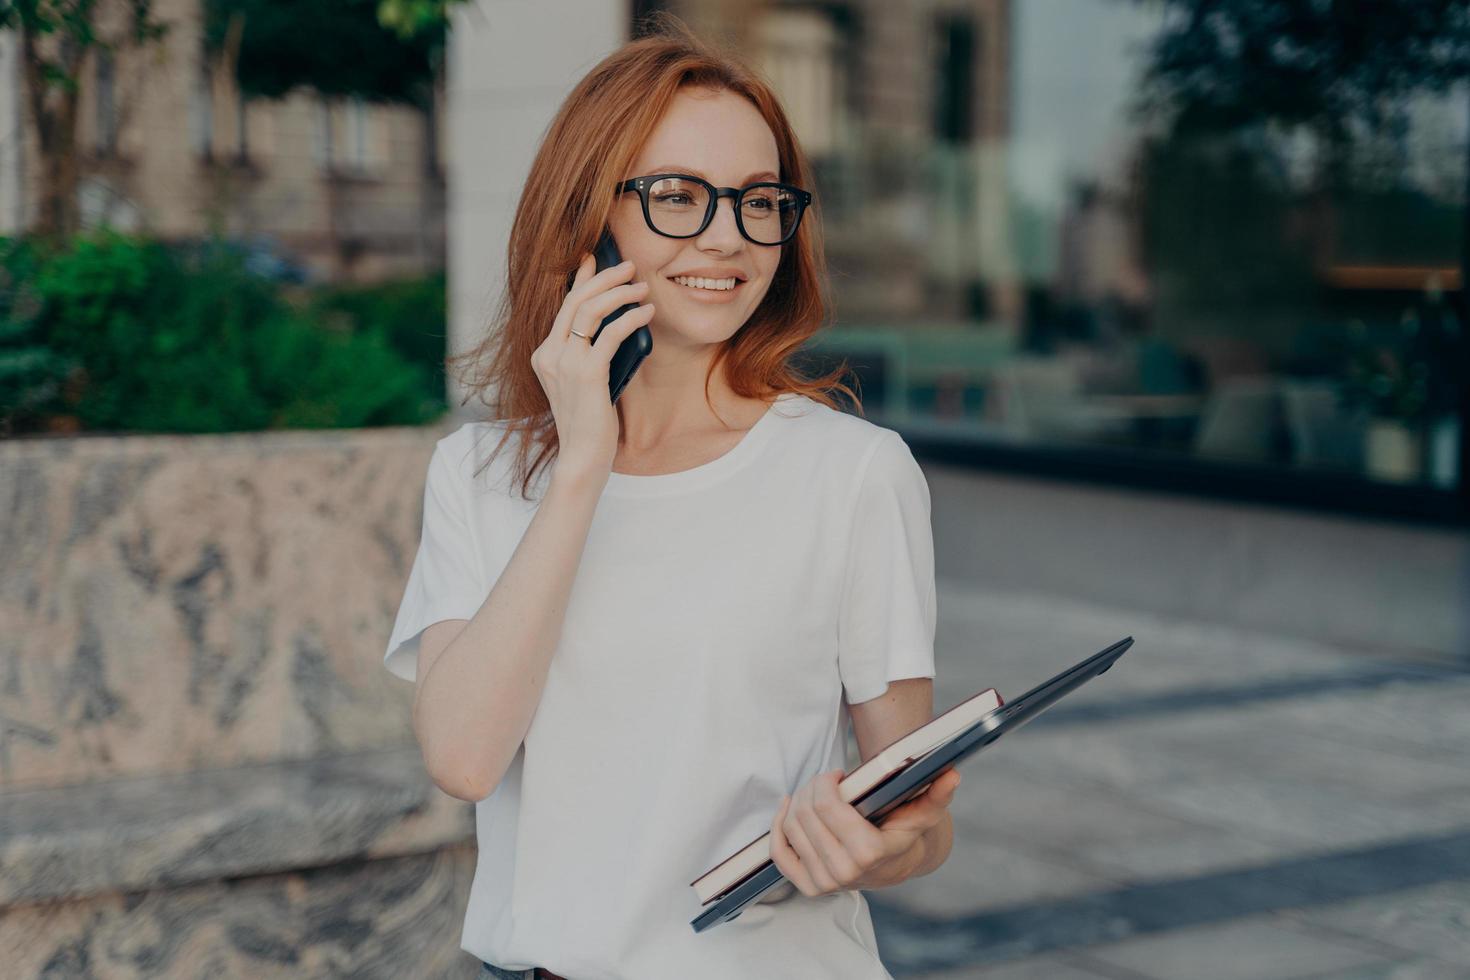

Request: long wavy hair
left=449, top=12, right=859, bottom=500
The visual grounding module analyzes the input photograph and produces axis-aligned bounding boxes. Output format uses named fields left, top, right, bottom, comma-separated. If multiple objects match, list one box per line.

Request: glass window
left=739, top=0, right=1464, bottom=504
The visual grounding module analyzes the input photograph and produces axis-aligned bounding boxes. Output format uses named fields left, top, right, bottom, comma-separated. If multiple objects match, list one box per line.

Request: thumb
left=928, top=769, right=961, bottom=804
left=878, top=779, right=952, bottom=833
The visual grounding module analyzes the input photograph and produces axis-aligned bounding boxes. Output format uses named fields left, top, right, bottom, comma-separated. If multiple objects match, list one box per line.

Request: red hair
left=449, top=12, right=859, bottom=499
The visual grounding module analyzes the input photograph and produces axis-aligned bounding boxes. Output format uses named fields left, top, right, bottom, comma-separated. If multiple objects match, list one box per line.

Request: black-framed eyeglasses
left=615, top=173, right=812, bottom=246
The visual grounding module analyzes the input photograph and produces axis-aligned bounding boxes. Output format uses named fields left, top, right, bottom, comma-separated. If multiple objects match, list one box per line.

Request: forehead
left=633, top=87, right=780, bottom=184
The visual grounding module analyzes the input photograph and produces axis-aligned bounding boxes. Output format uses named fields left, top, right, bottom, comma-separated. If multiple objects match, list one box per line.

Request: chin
left=654, top=315, right=748, bottom=347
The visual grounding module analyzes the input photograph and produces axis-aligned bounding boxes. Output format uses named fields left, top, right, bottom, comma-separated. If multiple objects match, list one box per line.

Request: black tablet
left=691, top=636, right=1134, bottom=933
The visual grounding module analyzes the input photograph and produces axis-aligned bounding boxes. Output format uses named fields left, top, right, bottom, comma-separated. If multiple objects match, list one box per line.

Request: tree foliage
left=0, top=0, right=171, bottom=237
left=1132, top=0, right=1470, bottom=142
left=376, top=0, right=465, bottom=41
left=202, top=0, right=448, bottom=105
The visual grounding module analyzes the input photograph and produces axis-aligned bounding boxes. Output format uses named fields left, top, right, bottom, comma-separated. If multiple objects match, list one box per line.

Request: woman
left=384, top=15, right=961, bottom=980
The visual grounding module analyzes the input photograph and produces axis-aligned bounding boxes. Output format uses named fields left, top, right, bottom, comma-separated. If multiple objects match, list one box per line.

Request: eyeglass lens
left=645, top=177, right=801, bottom=244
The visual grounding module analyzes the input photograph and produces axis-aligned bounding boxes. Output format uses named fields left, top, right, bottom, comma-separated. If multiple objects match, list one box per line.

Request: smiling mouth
left=669, top=277, right=744, bottom=292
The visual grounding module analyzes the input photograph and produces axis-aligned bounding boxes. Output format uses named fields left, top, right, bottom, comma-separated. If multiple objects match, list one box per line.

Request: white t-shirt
left=383, top=392, right=937, bottom=980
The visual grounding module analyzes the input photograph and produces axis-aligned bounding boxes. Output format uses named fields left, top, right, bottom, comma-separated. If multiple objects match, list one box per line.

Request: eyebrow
left=644, top=164, right=780, bottom=184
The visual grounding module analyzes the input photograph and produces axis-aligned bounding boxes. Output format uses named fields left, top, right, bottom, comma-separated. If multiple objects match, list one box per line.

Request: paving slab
left=908, top=952, right=1134, bottom=979
left=882, top=833, right=1122, bottom=918
left=1081, top=913, right=1396, bottom=979
left=1280, top=879, right=1470, bottom=967
left=1245, top=684, right=1470, bottom=768
left=1115, top=778, right=1470, bottom=853
left=944, top=759, right=1230, bottom=844
left=1299, top=960, right=1470, bottom=980
left=1056, top=827, right=1296, bottom=884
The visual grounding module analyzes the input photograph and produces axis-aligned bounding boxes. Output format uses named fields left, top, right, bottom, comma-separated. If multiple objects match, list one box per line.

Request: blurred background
left=1, top=1, right=1467, bottom=978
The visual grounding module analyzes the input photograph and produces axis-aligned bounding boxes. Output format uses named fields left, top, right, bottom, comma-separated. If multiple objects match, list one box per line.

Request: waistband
left=481, top=962, right=570, bottom=980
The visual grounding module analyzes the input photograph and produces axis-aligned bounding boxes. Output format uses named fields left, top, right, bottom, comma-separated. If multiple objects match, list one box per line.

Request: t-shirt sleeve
left=836, top=429, right=938, bottom=705
left=383, top=437, right=486, bottom=683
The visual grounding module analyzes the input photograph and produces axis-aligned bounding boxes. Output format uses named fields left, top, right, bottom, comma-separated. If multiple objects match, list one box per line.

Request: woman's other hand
left=767, top=767, right=961, bottom=897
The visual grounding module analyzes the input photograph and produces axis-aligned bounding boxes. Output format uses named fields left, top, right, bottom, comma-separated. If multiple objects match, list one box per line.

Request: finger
left=558, top=258, right=635, bottom=340
left=571, top=280, right=651, bottom=342
left=877, top=772, right=961, bottom=834
left=920, top=769, right=961, bottom=806
left=551, top=254, right=597, bottom=340
left=769, top=794, right=819, bottom=898
left=784, top=788, right=842, bottom=894
left=792, top=801, right=858, bottom=885
left=560, top=253, right=593, bottom=298
left=571, top=258, right=636, bottom=303
left=783, top=816, right=839, bottom=895
left=821, top=768, right=889, bottom=856
left=807, top=769, right=888, bottom=872
left=590, top=302, right=655, bottom=356
left=794, top=803, right=864, bottom=888
left=572, top=252, right=595, bottom=286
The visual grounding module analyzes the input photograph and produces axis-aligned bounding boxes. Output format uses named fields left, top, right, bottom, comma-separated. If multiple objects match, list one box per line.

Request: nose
left=696, top=194, right=744, bottom=251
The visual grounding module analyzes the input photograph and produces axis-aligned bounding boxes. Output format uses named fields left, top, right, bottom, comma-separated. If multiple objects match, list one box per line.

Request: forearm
left=414, top=464, right=604, bottom=799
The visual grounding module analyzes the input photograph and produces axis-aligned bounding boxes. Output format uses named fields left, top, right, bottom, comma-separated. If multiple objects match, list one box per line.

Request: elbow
left=436, top=774, right=497, bottom=805
left=411, top=696, right=516, bottom=803
left=417, top=730, right=508, bottom=803
left=424, top=752, right=501, bottom=803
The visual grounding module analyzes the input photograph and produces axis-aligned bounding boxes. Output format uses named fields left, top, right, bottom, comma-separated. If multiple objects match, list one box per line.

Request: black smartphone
left=565, top=228, right=654, bottom=404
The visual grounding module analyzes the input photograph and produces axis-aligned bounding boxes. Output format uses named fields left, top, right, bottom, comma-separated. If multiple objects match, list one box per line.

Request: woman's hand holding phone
left=532, top=252, right=655, bottom=483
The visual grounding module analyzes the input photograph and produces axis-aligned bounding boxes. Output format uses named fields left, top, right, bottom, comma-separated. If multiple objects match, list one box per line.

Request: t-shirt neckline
left=601, top=392, right=800, bottom=498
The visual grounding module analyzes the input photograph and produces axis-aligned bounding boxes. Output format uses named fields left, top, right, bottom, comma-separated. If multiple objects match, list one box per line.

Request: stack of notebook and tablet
left=690, top=637, right=1134, bottom=933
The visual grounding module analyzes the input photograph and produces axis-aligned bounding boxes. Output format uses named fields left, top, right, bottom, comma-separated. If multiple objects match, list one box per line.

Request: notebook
left=689, top=685, right=1005, bottom=905
left=690, top=636, right=1134, bottom=933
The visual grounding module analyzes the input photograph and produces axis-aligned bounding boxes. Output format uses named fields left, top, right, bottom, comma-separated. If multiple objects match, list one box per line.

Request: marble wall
left=1, top=424, right=449, bottom=790
left=1, top=423, right=481, bottom=978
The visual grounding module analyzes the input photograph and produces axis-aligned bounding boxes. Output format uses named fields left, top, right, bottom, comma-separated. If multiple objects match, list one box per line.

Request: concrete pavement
left=862, top=581, right=1470, bottom=979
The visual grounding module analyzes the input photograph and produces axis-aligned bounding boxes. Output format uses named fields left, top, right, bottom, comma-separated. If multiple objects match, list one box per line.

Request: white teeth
left=672, top=275, right=737, bottom=291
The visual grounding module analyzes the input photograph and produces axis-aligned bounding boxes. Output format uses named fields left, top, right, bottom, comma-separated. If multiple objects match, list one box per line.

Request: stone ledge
left=0, top=845, right=480, bottom=979
left=0, top=747, right=474, bottom=907
left=0, top=422, right=458, bottom=462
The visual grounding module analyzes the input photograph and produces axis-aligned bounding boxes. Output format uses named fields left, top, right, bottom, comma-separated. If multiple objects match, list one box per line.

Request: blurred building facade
left=611, top=0, right=1466, bottom=523
left=3, top=1, right=1463, bottom=508
left=0, top=0, right=446, bottom=283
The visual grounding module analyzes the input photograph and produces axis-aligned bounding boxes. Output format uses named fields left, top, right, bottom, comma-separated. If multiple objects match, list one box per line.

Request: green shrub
left=0, top=237, right=69, bottom=430
left=0, top=229, right=446, bottom=434
left=304, top=271, right=449, bottom=407
left=250, top=311, right=443, bottom=429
